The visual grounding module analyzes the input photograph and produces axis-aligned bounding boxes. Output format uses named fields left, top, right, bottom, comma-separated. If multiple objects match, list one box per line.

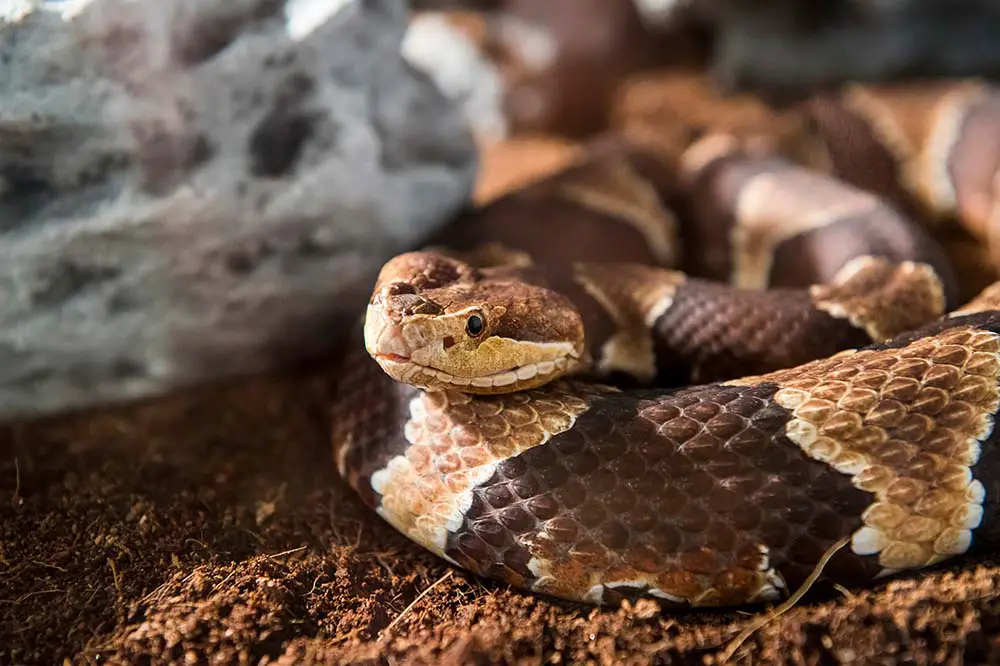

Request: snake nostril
left=443, top=336, right=456, bottom=349
left=387, top=281, right=417, bottom=296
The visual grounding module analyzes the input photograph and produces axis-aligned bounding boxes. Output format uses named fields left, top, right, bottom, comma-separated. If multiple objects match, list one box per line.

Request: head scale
left=364, top=251, right=585, bottom=393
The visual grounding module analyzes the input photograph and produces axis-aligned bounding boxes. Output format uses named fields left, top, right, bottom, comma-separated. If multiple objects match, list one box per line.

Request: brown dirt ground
left=5, top=70, right=1000, bottom=666
left=5, top=363, right=1000, bottom=666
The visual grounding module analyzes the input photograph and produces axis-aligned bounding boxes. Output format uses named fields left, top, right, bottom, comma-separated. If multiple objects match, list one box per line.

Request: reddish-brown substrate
left=3, top=366, right=1000, bottom=665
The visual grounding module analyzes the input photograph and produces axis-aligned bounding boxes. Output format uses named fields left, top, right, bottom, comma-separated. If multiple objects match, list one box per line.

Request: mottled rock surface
left=0, top=0, right=477, bottom=419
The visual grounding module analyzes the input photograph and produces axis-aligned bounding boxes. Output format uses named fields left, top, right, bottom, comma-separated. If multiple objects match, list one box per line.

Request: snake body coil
left=330, top=80, right=1000, bottom=608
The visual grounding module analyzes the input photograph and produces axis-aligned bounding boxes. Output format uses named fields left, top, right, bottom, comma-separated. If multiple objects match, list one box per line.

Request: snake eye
left=466, top=313, right=485, bottom=337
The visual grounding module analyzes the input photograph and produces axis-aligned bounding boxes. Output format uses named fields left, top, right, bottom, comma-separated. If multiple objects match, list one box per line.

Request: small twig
left=308, top=573, right=323, bottom=596
left=718, top=536, right=850, bottom=664
left=108, top=559, right=122, bottom=594
left=0, top=588, right=64, bottom=604
left=11, top=456, right=21, bottom=503
left=267, top=545, right=308, bottom=559
left=140, top=580, right=171, bottom=605
left=207, top=569, right=239, bottom=596
left=32, top=560, right=68, bottom=573
left=381, top=570, right=454, bottom=638
left=108, top=558, right=125, bottom=620
left=831, top=583, right=855, bottom=601
left=142, top=570, right=195, bottom=605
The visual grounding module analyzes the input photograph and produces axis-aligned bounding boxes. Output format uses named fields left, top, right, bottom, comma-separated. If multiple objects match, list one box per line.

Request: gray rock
left=0, top=0, right=478, bottom=419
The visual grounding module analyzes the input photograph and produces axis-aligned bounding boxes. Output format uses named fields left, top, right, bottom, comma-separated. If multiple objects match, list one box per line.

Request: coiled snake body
left=330, top=80, right=1000, bottom=608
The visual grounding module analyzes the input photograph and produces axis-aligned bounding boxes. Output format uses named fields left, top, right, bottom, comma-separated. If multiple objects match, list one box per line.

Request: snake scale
left=329, top=79, right=1000, bottom=609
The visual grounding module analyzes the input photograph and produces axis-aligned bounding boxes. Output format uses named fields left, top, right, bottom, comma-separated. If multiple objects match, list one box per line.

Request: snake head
left=363, top=251, right=585, bottom=394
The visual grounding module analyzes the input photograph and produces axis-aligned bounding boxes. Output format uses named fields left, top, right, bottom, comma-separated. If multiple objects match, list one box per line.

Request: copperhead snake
left=330, top=79, right=1000, bottom=609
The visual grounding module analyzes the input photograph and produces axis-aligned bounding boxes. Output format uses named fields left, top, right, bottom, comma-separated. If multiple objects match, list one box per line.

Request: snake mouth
left=375, top=352, right=410, bottom=363
left=376, top=353, right=579, bottom=390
